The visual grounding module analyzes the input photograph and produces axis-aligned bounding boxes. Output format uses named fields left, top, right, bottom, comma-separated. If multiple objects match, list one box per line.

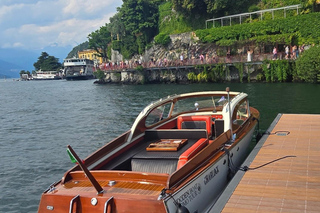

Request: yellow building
left=78, top=49, right=103, bottom=64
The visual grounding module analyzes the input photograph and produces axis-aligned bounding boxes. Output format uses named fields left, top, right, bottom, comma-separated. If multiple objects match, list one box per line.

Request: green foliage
left=112, top=40, right=121, bottom=51
left=194, top=64, right=226, bottom=83
left=94, top=70, right=105, bottom=80
left=295, top=45, right=320, bottom=83
left=262, top=60, right=294, bottom=82
left=88, top=24, right=111, bottom=61
left=171, top=0, right=250, bottom=18
left=119, top=0, right=160, bottom=55
left=107, top=13, right=126, bottom=41
left=19, top=70, right=30, bottom=76
left=216, top=39, right=237, bottom=47
left=196, top=13, right=320, bottom=46
left=120, top=35, right=138, bottom=59
left=136, top=65, right=144, bottom=72
left=158, top=1, right=204, bottom=34
left=33, top=52, right=62, bottom=71
left=250, top=33, right=294, bottom=45
left=154, top=33, right=171, bottom=46
left=234, top=63, right=244, bottom=82
left=187, top=72, right=197, bottom=82
left=187, top=69, right=209, bottom=83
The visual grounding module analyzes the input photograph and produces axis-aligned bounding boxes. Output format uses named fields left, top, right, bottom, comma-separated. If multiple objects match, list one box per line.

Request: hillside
left=68, top=0, right=319, bottom=60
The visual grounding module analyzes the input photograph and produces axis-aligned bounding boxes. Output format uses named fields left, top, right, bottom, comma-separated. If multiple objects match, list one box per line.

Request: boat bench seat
left=177, top=115, right=212, bottom=137
left=131, top=129, right=208, bottom=174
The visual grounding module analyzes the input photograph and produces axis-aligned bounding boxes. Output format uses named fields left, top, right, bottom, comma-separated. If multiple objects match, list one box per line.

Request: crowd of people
left=96, top=45, right=308, bottom=71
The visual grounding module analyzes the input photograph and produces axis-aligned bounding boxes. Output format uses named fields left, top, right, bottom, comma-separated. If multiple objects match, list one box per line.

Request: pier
left=213, top=113, right=320, bottom=212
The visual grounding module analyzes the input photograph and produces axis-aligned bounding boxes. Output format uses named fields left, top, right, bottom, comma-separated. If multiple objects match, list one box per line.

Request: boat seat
left=177, top=138, right=208, bottom=169
left=131, top=158, right=178, bottom=174
left=131, top=136, right=209, bottom=174
left=177, top=116, right=212, bottom=137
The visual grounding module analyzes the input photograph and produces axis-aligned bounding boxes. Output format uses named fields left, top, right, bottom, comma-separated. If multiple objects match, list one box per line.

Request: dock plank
left=216, top=114, right=320, bottom=213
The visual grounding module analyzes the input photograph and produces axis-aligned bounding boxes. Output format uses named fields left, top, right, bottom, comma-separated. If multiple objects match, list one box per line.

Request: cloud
left=0, top=0, right=121, bottom=50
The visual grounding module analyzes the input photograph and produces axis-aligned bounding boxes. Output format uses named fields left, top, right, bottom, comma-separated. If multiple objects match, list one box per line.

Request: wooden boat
left=38, top=88, right=259, bottom=213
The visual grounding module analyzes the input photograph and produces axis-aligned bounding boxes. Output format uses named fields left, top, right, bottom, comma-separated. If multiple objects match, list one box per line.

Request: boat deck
left=213, top=113, right=320, bottom=213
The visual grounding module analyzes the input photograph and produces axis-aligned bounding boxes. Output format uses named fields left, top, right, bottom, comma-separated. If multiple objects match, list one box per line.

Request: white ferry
left=63, top=58, right=95, bottom=80
left=32, top=70, right=62, bottom=80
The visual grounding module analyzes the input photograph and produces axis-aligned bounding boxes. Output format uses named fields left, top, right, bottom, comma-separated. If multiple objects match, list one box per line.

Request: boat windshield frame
left=127, top=91, right=241, bottom=143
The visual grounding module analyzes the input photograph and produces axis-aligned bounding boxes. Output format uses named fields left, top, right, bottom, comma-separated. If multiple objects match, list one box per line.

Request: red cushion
left=177, top=138, right=208, bottom=170
left=177, top=116, right=212, bottom=136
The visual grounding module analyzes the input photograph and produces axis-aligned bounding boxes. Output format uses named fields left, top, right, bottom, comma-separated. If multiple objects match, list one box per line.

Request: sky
left=0, top=0, right=122, bottom=75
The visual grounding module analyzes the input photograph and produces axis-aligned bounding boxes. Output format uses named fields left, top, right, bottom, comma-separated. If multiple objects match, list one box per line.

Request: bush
left=295, top=45, right=320, bottom=83
left=154, top=33, right=171, bottom=46
left=196, top=13, right=320, bottom=46
left=94, top=70, right=105, bottom=80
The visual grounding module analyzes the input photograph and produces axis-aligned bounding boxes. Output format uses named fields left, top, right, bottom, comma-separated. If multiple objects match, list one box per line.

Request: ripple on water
left=1, top=81, right=320, bottom=212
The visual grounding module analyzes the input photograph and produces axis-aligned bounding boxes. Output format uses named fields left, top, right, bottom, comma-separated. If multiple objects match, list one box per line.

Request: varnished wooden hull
left=38, top=91, right=260, bottom=212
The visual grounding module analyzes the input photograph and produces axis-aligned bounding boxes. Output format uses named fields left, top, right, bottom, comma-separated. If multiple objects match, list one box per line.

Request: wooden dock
left=212, top=113, right=320, bottom=213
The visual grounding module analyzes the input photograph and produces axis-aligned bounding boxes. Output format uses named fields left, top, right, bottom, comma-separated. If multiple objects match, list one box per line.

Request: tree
left=19, top=70, right=29, bottom=76
left=108, top=12, right=126, bottom=41
left=88, top=24, right=111, bottom=62
left=119, top=0, right=160, bottom=55
left=172, top=0, right=207, bottom=16
left=33, top=52, right=62, bottom=71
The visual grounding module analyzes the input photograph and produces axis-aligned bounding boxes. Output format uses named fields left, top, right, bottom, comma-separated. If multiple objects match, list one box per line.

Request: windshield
left=145, top=102, right=172, bottom=127
left=172, top=95, right=230, bottom=116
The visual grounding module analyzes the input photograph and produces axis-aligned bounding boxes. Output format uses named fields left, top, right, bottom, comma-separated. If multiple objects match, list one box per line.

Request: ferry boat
left=63, top=58, right=95, bottom=80
left=38, top=88, right=259, bottom=213
left=32, top=70, right=62, bottom=80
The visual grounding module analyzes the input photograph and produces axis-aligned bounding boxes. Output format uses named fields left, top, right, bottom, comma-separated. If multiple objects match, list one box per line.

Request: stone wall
left=100, top=63, right=263, bottom=84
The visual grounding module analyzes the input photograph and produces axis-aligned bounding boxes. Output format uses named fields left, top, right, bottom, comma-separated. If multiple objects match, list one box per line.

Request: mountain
left=0, top=58, right=23, bottom=78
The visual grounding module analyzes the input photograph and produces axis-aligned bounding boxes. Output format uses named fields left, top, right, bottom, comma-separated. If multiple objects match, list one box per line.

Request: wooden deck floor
left=213, top=114, right=320, bottom=213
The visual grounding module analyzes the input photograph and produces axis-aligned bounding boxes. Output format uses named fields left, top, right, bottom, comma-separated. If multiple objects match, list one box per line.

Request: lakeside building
left=78, top=49, right=103, bottom=67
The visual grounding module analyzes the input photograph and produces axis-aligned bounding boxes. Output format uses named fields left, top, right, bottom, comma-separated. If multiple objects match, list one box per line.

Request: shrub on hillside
left=154, top=33, right=171, bottom=46
left=295, top=45, right=320, bottom=83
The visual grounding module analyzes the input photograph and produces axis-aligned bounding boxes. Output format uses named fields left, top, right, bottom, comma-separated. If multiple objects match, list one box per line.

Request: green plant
left=154, top=33, right=171, bottom=46
left=136, top=65, right=144, bottom=72
left=262, top=61, right=271, bottom=82
left=112, top=40, right=121, bottom=50
left=234, top=63, right=244, bottom=83
left=187, top=72, right=197, bottom=82
left=295, top=45, right=320, bottom=83
left=94, top=70, right=105, bottom=80
left=196, top=13, right=320, bottom=46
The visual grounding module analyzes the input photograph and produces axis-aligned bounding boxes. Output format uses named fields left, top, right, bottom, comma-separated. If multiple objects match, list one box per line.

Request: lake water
left=0, top=80, right=319, bottom=212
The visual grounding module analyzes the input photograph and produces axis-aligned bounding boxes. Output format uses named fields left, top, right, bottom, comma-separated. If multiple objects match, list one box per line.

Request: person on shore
left=226, top=49, right=231, bottom=63
left=285, top=45, right=289, bottom=59
left=180, top=54, right=184, bottom=65
left=200, top=53, right=204, bottom=64
left=247, top=49, right=253, bottom=62
left=272, top=47, right=277, bottom=60
left=292, top=45, right=297, bottom=60
left=296, top=46, right=300, bottom=58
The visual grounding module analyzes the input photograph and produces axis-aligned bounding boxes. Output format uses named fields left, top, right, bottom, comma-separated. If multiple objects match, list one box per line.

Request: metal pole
left=226, top=87, right=233, bottom=137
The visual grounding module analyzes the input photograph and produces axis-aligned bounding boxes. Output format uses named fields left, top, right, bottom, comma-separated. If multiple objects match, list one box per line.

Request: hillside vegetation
left=70, top=0, right=319, bottom=60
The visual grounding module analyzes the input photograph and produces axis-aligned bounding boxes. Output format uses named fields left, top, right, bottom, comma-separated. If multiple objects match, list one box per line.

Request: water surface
left=0, top=80, right=319, bottom=212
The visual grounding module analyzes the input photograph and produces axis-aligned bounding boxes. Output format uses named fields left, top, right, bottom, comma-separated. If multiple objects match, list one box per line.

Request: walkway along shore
left=95, top=51, right=302, bottom=84
left=95, top=61, right=264, bottom=84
